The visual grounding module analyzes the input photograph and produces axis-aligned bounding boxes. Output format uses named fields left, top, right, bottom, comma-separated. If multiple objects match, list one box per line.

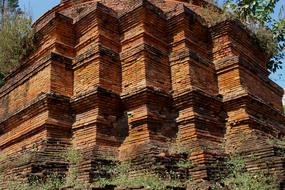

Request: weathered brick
left=0, top=0, right=284, bottom=188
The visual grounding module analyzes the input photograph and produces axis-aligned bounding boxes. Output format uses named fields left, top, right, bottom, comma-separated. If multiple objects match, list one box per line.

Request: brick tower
left=0, top=0, right=284, bottom=189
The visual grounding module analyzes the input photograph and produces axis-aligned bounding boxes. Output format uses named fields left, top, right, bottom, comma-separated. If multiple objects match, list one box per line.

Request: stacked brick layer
left=0, top=0, right=284, bottom=188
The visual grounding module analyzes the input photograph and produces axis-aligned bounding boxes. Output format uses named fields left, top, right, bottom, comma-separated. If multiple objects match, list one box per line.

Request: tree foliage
left=0, top=0, right=34, bottom=84
left=0, top=13, right=34, bottom=73
left=222, top=0, right=285, bottom=72
left=0, top=0, right=21, bottom=25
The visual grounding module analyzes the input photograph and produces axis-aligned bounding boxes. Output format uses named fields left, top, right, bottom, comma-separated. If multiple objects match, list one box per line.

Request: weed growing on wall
left=221, top=154, right=279, bottom=190
left=176, top=159, right=194, bottom=169
left=0, top=148, right=86, bottom=190
left=193, top=0, right=285, bottom=72
left=267, top=137, right=285, bottom=157
left=6, top=174, right=64, bottom=190
left=94, top=161, right=190, bottom=190
left=63, top=148, right=83, bottom=165
left=168, top=141, right=192, bottom=155
left=94, top=147, right=193, bottom=190
left=61, top=148, right=89, bottom=189
left=216, top=135, right=285, bottom=190
left=0, top=140, right=283, bottom=190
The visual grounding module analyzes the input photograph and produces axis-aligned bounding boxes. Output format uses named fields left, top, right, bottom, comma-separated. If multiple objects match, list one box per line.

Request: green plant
left=6, top=174, right=64, bottom=190
left=0, top=151, right=35, bottom=174
left=112, top=172, right=185, bottom=190
left=6, top=181, right=30, bottom=190
left=94, top=161, right=130, bottom=187
left=225, top=154, right=246, bottom=176
left=267, top=137, right=285, bottom=147
left=31, top=175, right=64, bottom=190
left=12, top=152, right=33, bottom=167
left=0, top=6, right=35, bottom=80
left=223, top=171, right=278, bottom=190
left=93, top=159, right=191, bottom=190
left=62, top=148, right=83, bottom=165
left=267, top=137, right=285, bottom=157
left=64, top=166, right=79, bottom=187
left=61, top=148, right=88, bottom=188
left=222, top=154, right=279, bottom=190
left=0, top=0, right=21, bottom=18
left=94, top=177, right=113, bottom=188
left=168, top=141, right=191, bottom=155
left=0, top=148, right=87, bottom=190
left=199, top=2, right=232, bottom=27
left=192, top=0, right=285, bottom=72
left=176, top=159, right=193, bottom=169
left=222, top=0, right=285, bottom=72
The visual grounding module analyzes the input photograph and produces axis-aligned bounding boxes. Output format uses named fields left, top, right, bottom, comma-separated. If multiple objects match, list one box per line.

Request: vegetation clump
left=198, top=0, right=285, bottom=72
left=0, top=13, right=34, bottom=73
left=6, top=174, right=64, bottom=190
left=62, top=148, right=88, bottom=189
left=94, top=160, right=191, bottom=190
left=0, top=137, right=284, bottom=190
left=0, top=148, right=86, bottom=190
left=223, top=0, right=285, bottom=72
left=221, top=154, right=278, bottom=190
left=0, top=0, right=35, bottom=85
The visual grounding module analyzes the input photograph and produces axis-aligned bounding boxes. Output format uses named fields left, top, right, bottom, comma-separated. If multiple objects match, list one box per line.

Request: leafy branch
left=222, top=0, right=285, bottom=72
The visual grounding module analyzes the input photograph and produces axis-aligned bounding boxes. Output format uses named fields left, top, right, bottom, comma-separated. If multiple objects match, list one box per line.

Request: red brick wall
left=0, top=66, right=51, bottom=118
left=1, top=111, right=49, bottom=154
left=0, top=0, right=284, bottom=186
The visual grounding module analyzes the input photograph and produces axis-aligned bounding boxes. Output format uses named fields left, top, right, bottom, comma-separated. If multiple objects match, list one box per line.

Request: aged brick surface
left=0, top=0, right=285, bottom=189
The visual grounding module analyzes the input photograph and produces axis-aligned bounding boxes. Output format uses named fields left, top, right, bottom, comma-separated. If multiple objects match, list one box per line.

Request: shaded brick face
left=1, top=112, right=49, bottom=155
left=0, top=66, right=51, bottom=119
left=0, top=0, right=284, bottom=187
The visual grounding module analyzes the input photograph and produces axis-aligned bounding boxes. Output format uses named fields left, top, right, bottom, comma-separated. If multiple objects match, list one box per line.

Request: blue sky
left=19, top=0, right=60, bottom=20
left=269, top=1, right=285, bottom=88
left=19, top=0, right=285, bottom=89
